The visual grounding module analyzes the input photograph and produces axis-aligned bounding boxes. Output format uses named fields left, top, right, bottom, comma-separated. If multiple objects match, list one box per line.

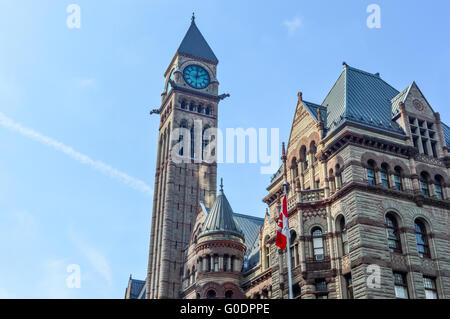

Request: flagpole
left=281, top=142, right=294, bottom=300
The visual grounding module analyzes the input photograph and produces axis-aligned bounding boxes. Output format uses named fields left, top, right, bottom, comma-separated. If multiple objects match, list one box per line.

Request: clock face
left=183, top=65, right=210, bottom=89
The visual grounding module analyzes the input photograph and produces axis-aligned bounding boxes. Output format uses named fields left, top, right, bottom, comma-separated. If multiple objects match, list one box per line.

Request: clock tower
left=146, top=14, right=227, bottom=299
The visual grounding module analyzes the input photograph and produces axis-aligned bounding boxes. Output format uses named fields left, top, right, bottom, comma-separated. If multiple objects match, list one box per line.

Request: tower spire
left=192, top=12, right=195, bottom=23
left=220, top=178, right=223, bottom=191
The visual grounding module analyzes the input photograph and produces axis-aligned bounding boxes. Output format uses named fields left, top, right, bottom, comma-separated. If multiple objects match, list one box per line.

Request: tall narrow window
left=214, top=255, right=219, bottom=272
left=423, top=277, right=438, bottom=299
left=420, top=172, right=430, bottom=197
left=223, top=254, right=228, bottom=272
left=434, top=175, right=444, bottom=200
left=394, top=166, right=403, bottom=191
left=291, top=158, right=298, bottom=179
left=315, top=279, right=328, bottom=299
left=202, top=126, right=210, bottom=161
left=335, top=164, right=342, bottom=189
left=415, top=220, right=430, bottom=258
left=386, top=213, right=402, bottom=253
left=310, top=141, right=317, bottom=163
left=367, top=160, right=376, bottom=185
left=264, top=236, right=270, bottom=270
left=225, top=290, right=233, bottom=299
left=340, top=217, right=349, bottom=255
left=312, top=227, right=324, bottom=261
left=290, top=231, right=298, bottom=267
left=393, top=272, right=409, bottom=299
left=345, top=274, right=354, bottom=299
left=380, top=163, right=390, bottom=188
left=300, top=146, right=308, bottom=170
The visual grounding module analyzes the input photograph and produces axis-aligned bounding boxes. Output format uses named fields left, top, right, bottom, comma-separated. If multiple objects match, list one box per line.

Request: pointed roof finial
left=192, top=12, right=195, bottom=23
left=220, top=178, right=223, bottom=191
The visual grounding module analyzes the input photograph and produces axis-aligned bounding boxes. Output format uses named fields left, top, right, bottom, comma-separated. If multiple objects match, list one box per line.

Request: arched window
left=380, top=163, right=390, bottom=188
left=394, top=166, right=403, bottom=191
left=197, top=104, right=203, bottom=113
left=367, top=160, right=377, bottom=185
left=180, top=100, right=187, bottom=109
left=337, top=216, right=349, bottom=255
left=329, top=169, right=335, bottom=193
left=312, top=227, right=324, bottom=261
left=434, top=175, right=444, bottom=200
left=230, top=256, right=235, bottom=272
left=310, top=141, right=317, bottom=163
left=386, top=213, right=402, bottom=253
left=290, top=231, right=298, bottom=267
left=189, top=102, right=195, bottom=112
left=300, top=146, right=308, bottom=170
left=420, top=172, right=431, bottom=197
left=205, top=106, right=211, bottom=115
left=291, top=158, right=298, bottom=179
left=206, top=290, right=216, bottom=299
left=415, top=219, right=430, bottom=258
left=225, top=290, right=233, bottom=299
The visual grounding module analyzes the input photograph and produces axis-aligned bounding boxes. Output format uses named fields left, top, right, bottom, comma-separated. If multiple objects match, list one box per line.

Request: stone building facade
left=125, top=17, right=450, bottom=299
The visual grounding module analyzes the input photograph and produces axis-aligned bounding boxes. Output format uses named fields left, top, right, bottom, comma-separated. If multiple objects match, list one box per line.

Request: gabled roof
left=322, top=63, right=406, bottom=137
left=127, top=276, right=146, bottom=299
left=391, top=83, right=413, bottom=118
left=177, top=16, right=218, bottom=64
left=303, top=100, right=328, bottom=128
left=199, top=183, right=244, bottom=240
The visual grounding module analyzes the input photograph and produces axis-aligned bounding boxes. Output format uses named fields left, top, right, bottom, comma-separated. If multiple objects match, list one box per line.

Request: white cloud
left=0, top=111, right=153, bottom=197
left=283, top=17, right=302, bottom=35
left=69, top=231, right=112, bottom=286
left=74, top=77, right=96, bottom=88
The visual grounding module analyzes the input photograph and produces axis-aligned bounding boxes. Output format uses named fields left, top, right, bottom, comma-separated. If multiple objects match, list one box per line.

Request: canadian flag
left=275, top=195, right=289, bottom=250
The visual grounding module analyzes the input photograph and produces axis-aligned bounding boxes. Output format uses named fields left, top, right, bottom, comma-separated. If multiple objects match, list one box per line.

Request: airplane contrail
left=0, top=111, right=153, bottom=197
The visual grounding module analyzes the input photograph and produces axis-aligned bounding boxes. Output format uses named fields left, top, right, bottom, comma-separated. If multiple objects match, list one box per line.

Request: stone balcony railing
left=287, top=188, right=325, bottom=210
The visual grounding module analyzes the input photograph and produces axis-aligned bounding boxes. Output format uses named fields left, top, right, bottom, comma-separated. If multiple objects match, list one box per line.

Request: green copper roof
left=322, top=63, right=406, bottom=137
left=199, top=182, right=244, bottom=240
left=177, top=16, right=218, bottom=64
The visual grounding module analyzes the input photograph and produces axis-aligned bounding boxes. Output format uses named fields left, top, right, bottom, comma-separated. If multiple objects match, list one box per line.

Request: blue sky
left=0, top=0, right=449, bottom=298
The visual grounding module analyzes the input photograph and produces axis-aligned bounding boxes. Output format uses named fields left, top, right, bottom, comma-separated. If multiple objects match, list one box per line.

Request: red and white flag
left=275, top=195, right=289, bottom=250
